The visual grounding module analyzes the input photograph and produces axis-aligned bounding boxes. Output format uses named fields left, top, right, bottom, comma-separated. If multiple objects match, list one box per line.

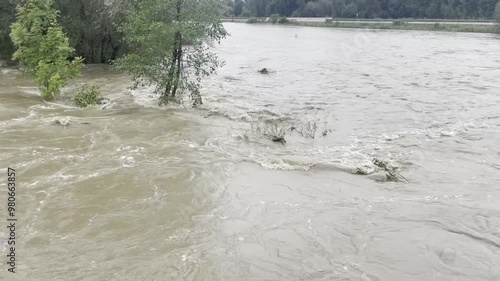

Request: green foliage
left=247, top=17, right=259, bottom=23
left=495, top=1, right=500, bottom=32
left=433, top=22, right=444, bottom=29
left=233, top=0, right=243, bottom=16
left=0, top=0, right=18, bottom=60
left=74, top=84, right=104, bottom=107
left=240, top=7, right=252, bottom=17
left=225, top=0, right=499, bottom=19
left=278, top=16, right=289, bottom=23
left=54, top=0, right=126, bottom=63
left=495, top=1, right=500, bottom=22
left=2, top=0, right=500, bottom=64
left=115, top=0, right=226, bottom=107
left=392, top=20, right=407, bottom=26
left=1, top=0, right=125, bottom=63
left=10, top=0, right=83, bottom=100
left=269, top=14, right=279, bottom=24
left=342, top=3, right=358, bottom=18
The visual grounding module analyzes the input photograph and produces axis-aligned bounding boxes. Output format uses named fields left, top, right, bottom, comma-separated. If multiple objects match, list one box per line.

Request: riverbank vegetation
left=307, top=19, right=496, bottom=33
left=74, top=84, right=105, bottom=108
left=10, top=0, right=83, bottom=100
left=114, top=0, right=226, bottom=106
left=244, top=16, right=497, bottom=33
left=226, top=0, right=500, bottom=19
left=5, top=0, right=226, bottom=106
left=1, top=0, right=126, bottom=62
left=496, top=1, right=500, bottom=30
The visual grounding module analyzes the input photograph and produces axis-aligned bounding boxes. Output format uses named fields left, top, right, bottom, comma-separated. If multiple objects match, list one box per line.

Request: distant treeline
left=227, top=0, right=499, bottom=19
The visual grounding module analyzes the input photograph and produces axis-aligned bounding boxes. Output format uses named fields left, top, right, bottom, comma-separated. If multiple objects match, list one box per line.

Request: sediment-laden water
left=1, top=23, right=500, bottom=280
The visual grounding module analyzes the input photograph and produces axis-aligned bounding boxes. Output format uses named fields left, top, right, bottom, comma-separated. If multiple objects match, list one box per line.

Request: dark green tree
left=10, top=0, right=83, bottom=100
left=0, top=0, right=19, bottom=60
left=115, top=0, right=227, bottom=106
left=495, top=0, right=500, bottom=20
left=233, top=0, right=244, bottom=16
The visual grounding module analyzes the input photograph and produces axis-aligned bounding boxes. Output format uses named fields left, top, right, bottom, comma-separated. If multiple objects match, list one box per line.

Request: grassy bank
left=224, top=18, right=498, bottom=34
left=294, top=21, right=497, bottom=33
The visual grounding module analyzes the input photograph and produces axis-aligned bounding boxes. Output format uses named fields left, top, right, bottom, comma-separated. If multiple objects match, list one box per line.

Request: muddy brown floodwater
left=1, top=23, right=500, bottom=281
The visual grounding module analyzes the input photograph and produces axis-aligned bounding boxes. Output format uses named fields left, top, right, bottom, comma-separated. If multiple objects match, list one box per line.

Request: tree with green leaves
left=115, top=0, right=226, bottom=107
left=233, top=0, right=244, bottom=16
left=10, top=0, right=83, bottom=100
left=495, top=1, right=500, bottom=22
left=54, top=0, right=126, bottom=63
left=0, top=0, right=18, bottom=60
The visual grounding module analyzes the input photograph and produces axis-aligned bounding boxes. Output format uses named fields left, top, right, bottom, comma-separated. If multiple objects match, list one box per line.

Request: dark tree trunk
left=171, top=33, right=182, bottom=97
left=162, top=0, right=183, bottom=101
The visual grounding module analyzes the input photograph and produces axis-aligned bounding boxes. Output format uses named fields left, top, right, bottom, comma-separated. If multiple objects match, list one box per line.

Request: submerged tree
left=10, top=0, right=83, bottom=100
left=115, top=0, right=227, bottom=107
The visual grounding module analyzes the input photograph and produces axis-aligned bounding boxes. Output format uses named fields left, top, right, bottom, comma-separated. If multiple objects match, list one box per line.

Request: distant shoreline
left=223, top=17, right=499, bottom=34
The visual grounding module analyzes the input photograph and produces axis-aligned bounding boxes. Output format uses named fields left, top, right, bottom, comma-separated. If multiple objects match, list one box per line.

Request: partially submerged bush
left=295, top=114, right=331, bottom=139
left=278, top=16, right=289, bottom=24
left=269, top=14, right=280, bottom=24
left=392, top=20, right=407, bottom=26
left=251, top=112, right=332, bottom=144
left=433, top=22, right=444, bottom=29
left=74, top=84, right=104, bottom=108
left=247, top=17, right=258, bottom=23
left=260, top=120, right=289, bottom=139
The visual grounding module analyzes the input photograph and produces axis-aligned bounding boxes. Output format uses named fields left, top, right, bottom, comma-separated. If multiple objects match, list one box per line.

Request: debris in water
left=258, top=68, right=269, bottom=74
left=53, top=117, right=71, bottom=127
left=271, top=136, right=286, bottom=145
left=53, top=117, right=91, bottom=127
left=372, top=157, right=410, bottom=183
left=355, top=167, right=369, bottom=175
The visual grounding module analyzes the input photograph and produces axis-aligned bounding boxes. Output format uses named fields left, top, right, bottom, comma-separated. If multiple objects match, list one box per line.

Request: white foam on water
left=130, top=86, right=162, bottom=109
left=19, top=86, right=41, bottom=96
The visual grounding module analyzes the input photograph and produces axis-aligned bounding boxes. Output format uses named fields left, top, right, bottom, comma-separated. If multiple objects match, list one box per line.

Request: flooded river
left=1, top=23, right=500, bottom=280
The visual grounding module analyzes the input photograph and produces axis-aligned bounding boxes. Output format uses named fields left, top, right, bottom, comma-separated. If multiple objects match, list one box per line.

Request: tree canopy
left=114, top=0, right=227, bottom=106
left=10, top=0, right=83, bottom=99
left=1, top=0, right=125, bottom=62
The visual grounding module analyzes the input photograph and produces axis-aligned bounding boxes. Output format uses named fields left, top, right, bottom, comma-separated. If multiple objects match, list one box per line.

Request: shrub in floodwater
left=10, top=0, right=83, bottom=100
left=278, top=16, right=289, bottom=24
left=297, top=119, right=319, bottom=139
left=392, top=20, right=407, bottom=26
left=74, top=84, right=105, bottom=108
left=433, top=22, right=444, bottom=30
left=295, top=114, right=331, bottom=139
left=247, top=17, right=258, bottom=23
left=269, top=14, right=280, bottom=24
